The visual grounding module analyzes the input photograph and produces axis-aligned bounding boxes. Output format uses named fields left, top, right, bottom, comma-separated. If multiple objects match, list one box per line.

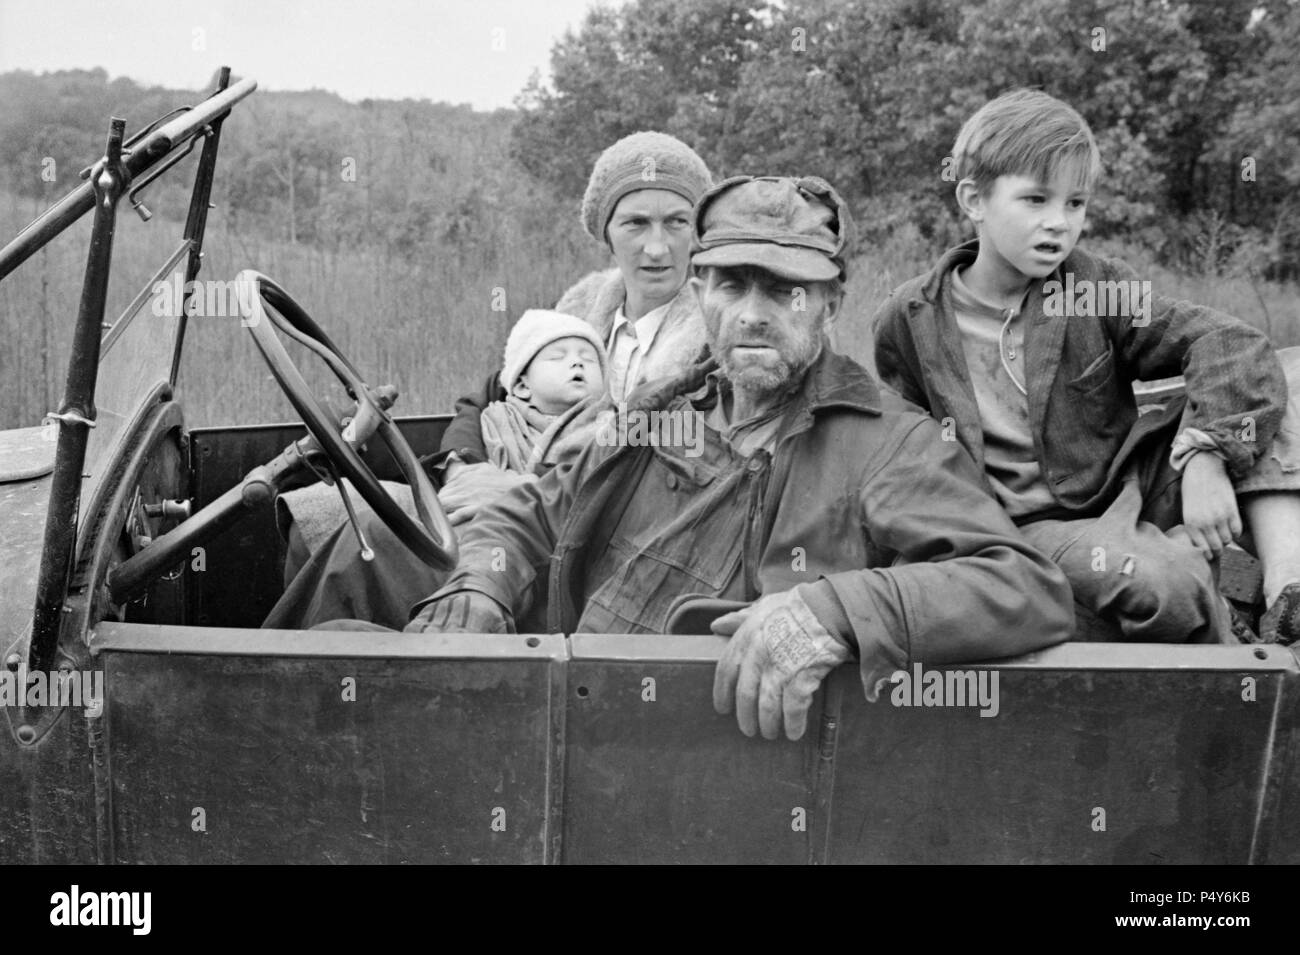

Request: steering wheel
left=234, top=269, right=458, bottom=571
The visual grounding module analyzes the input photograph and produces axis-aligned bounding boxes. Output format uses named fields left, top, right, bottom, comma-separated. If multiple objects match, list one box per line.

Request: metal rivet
left=16, top=725, right=36, bottom=744
left=4, top=654, right=20, bottom=672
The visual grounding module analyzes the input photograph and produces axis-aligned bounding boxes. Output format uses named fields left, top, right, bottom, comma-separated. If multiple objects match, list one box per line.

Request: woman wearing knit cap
left=436, top=130, right=713, bottom=524
left=263, top=132, right=713, bottom=629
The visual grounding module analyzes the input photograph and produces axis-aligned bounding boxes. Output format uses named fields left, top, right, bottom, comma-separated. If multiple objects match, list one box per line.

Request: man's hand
left=1181, top=451, right=1241, bottom=560
left=438, top=462, right=534, bottom=527
left=405, top=591, right=514, bottom=633
left=711, top=588, right=853, bottom=741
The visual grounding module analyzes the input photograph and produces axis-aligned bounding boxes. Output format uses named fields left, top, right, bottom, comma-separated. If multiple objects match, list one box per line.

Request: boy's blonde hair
left=952, top=89, right=1101, bottom=195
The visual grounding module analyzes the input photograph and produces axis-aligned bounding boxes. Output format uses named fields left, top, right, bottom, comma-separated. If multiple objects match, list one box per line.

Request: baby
left=479, top=309, right=607, bottom=474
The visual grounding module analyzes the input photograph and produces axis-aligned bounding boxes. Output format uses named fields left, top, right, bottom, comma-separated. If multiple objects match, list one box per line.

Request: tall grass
left=0, top=190, right=606, bottom=428
left=2, top=190, right=1297, bottom=432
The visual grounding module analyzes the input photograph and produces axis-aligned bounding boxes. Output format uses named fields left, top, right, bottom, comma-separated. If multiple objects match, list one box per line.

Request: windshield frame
left=0, top=70, right=257, bottom=671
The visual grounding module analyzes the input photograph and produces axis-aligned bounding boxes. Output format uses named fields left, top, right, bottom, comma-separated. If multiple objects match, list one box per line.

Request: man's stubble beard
left=715, top=314, right=827, bottom=402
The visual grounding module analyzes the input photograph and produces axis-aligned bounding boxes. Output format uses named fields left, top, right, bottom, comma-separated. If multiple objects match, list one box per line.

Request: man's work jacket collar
left=629, top=343, right=888, bottom=429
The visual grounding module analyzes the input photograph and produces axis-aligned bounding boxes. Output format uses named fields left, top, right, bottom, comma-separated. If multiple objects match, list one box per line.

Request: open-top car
left=1, top=71, right=1298, bottom=864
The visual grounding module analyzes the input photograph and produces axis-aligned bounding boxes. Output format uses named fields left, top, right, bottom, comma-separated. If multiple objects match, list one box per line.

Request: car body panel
left=28, top=628, right=1283, bottom=864
left=828, top=645, right=1296, bottom=864
left=562, top=634, right=822, bottom=864
left=96, top=626, right=565, bottom=864
left=0, top=472, right=50, bottom=658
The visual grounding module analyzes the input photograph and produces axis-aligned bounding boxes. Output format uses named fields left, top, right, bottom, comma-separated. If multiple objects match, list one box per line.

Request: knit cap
left=581, top=131, right=713, bottom=242
left=500, top=309, right=608, bottom=392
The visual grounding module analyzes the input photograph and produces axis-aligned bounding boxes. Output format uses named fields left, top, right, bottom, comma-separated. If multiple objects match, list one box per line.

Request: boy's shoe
left=1215, top=547, right=1263, bottom=642
left=1224, top=597, right=1260, bottom=644
left=1217, top=546, right=1263, bottom=606
left=1260, top=582, right=1300, bottom=646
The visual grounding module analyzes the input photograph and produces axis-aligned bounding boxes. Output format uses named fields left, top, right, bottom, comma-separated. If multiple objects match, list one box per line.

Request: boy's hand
left=1181, top=451, right=1241, bottom=560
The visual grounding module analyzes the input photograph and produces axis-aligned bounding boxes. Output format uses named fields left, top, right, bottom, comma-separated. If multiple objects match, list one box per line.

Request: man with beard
left=410, top=175, right=1075, bottom=741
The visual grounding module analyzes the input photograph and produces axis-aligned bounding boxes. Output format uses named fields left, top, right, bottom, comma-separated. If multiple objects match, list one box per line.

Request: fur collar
left=555, top=268, right=711, bottom=388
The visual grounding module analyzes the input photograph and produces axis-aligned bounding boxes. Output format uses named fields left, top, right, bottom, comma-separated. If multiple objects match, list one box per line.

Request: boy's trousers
left=1018, top=347, right=1300, bottom=643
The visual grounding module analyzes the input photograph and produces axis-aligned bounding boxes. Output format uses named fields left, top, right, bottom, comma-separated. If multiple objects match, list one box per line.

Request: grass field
left=2, top=189, right=1297, bottom=431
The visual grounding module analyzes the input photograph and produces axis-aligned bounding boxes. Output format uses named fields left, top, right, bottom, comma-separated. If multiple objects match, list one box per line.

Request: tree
left=510, top=0, right=770, bottom=196
left=509, top=0, right=1292, bottom=260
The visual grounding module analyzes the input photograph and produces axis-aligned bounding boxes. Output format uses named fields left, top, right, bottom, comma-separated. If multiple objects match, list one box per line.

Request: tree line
left=0, top=67, right=587, bottom=269
left=512, top=0, right=1300, bottom=278
left=2, top=0, right=1296, bottom=280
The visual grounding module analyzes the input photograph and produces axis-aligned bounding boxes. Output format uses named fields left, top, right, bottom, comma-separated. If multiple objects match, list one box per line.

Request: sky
left=0, top=0, right=616, bottom=110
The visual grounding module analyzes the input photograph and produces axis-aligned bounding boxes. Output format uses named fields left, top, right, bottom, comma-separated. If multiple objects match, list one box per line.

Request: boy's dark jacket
left=872, top=240, right=1287, bottom=520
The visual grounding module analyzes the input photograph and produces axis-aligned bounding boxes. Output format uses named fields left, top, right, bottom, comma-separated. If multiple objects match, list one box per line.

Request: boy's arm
left=871, top=296, right=931, bottom=410
left=1103, top=257, right=1285, bottom=478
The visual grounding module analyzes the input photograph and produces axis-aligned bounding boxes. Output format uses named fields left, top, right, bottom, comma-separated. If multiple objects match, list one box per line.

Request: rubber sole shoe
left=1260, top=582, right=1300, bottom=646
left=1225, top=597, right=1260, bottom=644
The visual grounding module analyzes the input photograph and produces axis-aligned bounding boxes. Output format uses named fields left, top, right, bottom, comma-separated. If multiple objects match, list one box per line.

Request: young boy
left=265, top=309, right=607, bottom=630
left=872, top=88, right=1300, bottom=644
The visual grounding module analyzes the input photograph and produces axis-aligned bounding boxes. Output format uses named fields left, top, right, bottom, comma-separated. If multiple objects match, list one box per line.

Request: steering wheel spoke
left=108, top=271, right=458, bottom=606
left=233, top=270, right=458, bottom=570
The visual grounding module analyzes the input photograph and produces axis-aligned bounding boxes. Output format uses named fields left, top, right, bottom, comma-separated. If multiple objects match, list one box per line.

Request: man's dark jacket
left=422, top=348, right=1076, bottom=698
